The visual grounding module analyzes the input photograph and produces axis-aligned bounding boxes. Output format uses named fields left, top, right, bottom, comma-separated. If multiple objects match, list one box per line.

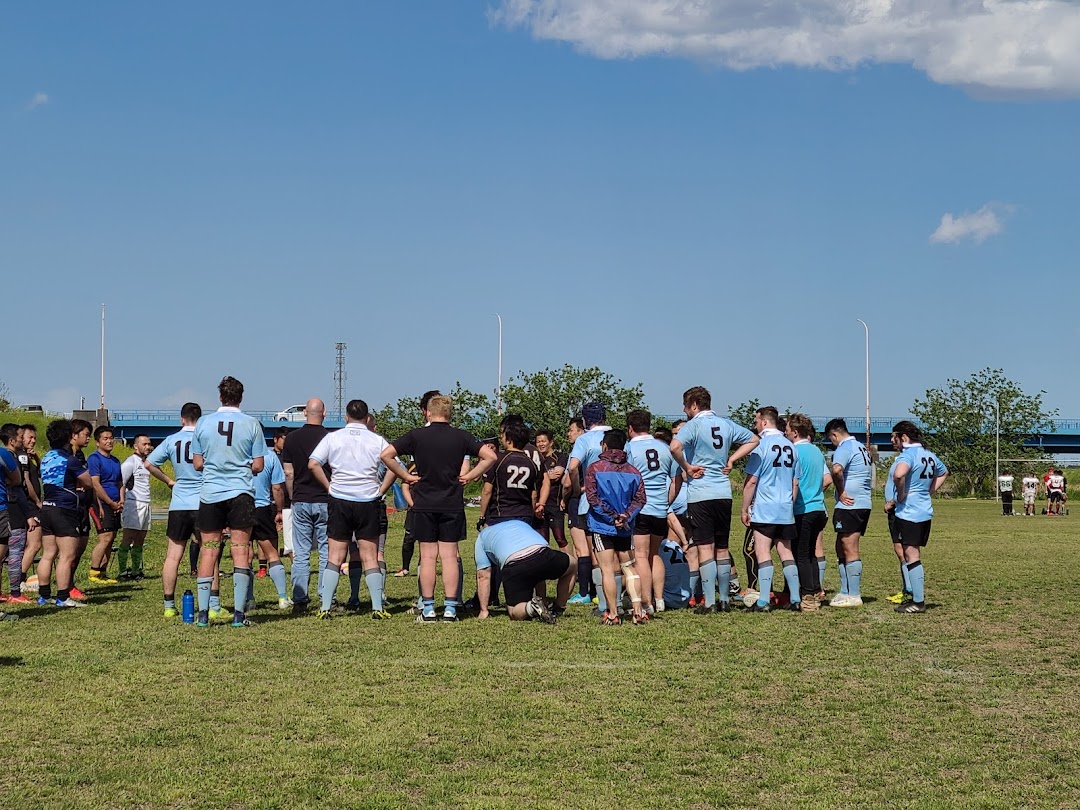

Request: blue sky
left=3, top=1, right=1078, bottom=421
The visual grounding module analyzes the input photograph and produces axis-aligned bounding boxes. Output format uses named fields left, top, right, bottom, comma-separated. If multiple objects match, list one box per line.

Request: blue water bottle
left=182, top=590, right=195, bottom=624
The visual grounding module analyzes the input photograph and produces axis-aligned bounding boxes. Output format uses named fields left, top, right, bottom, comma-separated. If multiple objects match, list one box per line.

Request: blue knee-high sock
left=209, top=589, right=221, bottom=612
left=717, top=558, right=731, bottom=603
left=817, top=557, right=826, bottom=590
left=900, top=561, right=911, bottom=594
left=197, top=576, right=212, bottom=620
left=320, top=562, right=341, bottom=612
left=348, top=561, right=363, bottom=603
left=699, top=559, right=717, bottom=608
left=756, top=563, right=774, bottom=607
left=268, top=560, right=288, bottom=599
left=689, top=570, right=701, bottom=599
left=577, top=557, right=591, bottom=597
left=233, top=568, right=252, bottom=621
left=906, top=560, right=924, bottom=603
left=846, top=559, right=862, bottom=597
left=837, top=558, right=848, bottom=594
left=782, top=560, right=801, bottom=604
left=246, top=572, right=256, bottom=608
left=592, top=568, right=606, bottom=612
left=365, top=568, right=384, bottom=612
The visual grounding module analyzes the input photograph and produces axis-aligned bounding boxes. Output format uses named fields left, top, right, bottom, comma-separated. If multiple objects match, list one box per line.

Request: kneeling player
left=741, top=408, right=802, bottom=612
left=890, top=422, right=948, bottom=614
left=474, top=520, right=574, bottom=621
left=585, top=429, right=646, bottom=625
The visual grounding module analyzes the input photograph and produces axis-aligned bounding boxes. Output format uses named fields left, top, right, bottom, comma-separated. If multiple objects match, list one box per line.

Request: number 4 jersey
left=191, top=407, right=266, bottom=503
left=146, top=426, right=203, bottom=511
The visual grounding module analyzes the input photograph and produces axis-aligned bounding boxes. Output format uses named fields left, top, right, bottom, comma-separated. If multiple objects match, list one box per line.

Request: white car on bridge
left=273, top=405, right=307, bottom=422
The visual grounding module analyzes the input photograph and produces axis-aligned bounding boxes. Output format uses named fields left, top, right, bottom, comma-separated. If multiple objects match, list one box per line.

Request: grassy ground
left=1, top=501, right=1077, bottom=810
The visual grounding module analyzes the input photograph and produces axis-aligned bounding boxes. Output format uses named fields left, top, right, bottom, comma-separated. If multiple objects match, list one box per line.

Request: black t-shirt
left=391, top=423, right=482, bottom=513
left=538, top=450, right=569, bottom=506
left=281, top=424, right=330, bottom=504
left=483, top=449, right=541, bottom=520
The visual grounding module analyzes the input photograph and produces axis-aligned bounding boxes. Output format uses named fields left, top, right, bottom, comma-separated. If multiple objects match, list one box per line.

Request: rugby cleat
left=68, top=587, right=87, bottom=601
left=829, top=593, right=863, bottom=608
left=895, top=601, right=927, bottom=614
left=529, top=596, right=556, bottom=624
left=886, top=591, right=910, bottom=604
left=749, top=602, right=772, bottom=613
left=230, top=618, right=254, bottom=628
left=371, top=610, right=391, bottom=620
left=693, top=603, right=716, bottom=615
left=208, top=607, right=231, bottom=622
left=277, top=597, right=294, bottom=611
left=163, top=606, right=179, bottom=619
left=417, top=607, right=438, bottom=623
left=88, top=575, right=119, bottom=586
left=600, top=611, right=621, bottom=626
left=37, top=596, right=51, bottom=606
left=566, top=593, right=591, bottom=605
left=442, top=607, right=459, bottom=622
left=6, top=594, right=31, bottom=604
left=56, top=598, right=88, bottom=608
left=317, top=610, right=333, bottom=621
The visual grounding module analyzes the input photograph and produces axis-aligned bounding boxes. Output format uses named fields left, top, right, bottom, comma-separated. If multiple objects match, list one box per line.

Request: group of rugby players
left=0, top=378, right=951, bottom=625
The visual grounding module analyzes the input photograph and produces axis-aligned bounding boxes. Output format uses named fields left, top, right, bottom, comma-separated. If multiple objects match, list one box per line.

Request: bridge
left=108, top=411, right=1080, bottom=454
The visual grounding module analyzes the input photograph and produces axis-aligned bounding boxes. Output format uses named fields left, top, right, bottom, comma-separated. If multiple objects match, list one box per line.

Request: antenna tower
left=334, top=342, right=347, bottom=420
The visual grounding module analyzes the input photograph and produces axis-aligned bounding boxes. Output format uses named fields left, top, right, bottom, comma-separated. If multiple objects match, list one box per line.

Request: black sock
left=577, top=556, right=592, bottom=597
left=39, top=584, right=52, bottom=599
left=57, top=588, right=70, bottom=601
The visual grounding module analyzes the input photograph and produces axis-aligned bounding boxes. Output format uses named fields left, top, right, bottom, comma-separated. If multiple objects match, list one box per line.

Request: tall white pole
left=496, top=314, right=503, bottom=415
left=995, top=400, right=1000, bottom=502
left=100, top=303, right=106, bottom=410
left=857, top=319, right=870, bottom=452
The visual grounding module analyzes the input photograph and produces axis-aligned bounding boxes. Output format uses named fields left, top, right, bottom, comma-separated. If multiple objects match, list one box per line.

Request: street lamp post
left=100, top=304, right=106, bottom=411
left=496, top=314, right=503, bottom=415
left=995, top=399, right=1000, bottom=502
left=857, top=319, right=870, bottom=453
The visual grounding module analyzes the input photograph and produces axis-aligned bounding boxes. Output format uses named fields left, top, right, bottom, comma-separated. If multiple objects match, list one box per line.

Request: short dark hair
left=419, top=390, right=441, bottom=412
left=93, top=425, right=113, bottom=441
left=46, top=419, right=73, bottom=450
left=218, top=376, right=244, bottom=406
left=21, top=423, right=36, bottom=433
left=671, top=419, right=686, bottom=430
left=626, top=409, right=651, bottom=434
left=682, top=386, right=711, bottom=410
left=569, top=417, right=585, bottom=432
left=181, top=402, right=202, bottom=423
left=891, top=420, right=924, bottom=444
left=502, top=421, right=530, bottom=450
left=346, top=399, right=370, bottom=421
left=0, top=423, right=19, bottom=444
left=535, top=428, right=554, bottom=443
left=602, top=428, right=627, bottom=451
left=70, top=418, right=92, bottom=436
left=825, top=418, right=849, bottom=436
left=756, top=406, right=780, bottom=426
left=653, top=427, right=673, bottom=444
left=273, top=426, right=292, bottom=440
left=134, top=433, right=150, bottom=445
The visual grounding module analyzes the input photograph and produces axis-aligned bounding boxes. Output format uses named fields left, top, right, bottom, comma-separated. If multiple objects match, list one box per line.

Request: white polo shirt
left=308, top=423, right=388, bottom=503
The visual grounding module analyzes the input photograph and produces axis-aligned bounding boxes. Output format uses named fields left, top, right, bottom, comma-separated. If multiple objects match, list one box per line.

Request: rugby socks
left=699, top=559, right=717, bottom=608
left=39, top=584, right=52, bottom=600
left=906, top=561, right=924, bottom=603
left=592, top=568, right=606, bottom=612
left=233, top=567, right=252, bottom=622
left=689, top=570, right=701, bottom=601
left=319, top=561, right=340, bottom=613
left=209, top=589, right=221, bottom=612
left=455, top=557, right=464, bottom=603
left=189, top=543, right=199, bottom=573
left=837, top=557, right=848, bottom=595
left=817, top=556, right=827, bottom=590
left=348, top=561, right=363, bottom=604
left=717, top=558, right=731, bottom=604
left=117, top=546, right=129, bottom=573
left=364, top=568, right=384, bottom=612
left=782, top=560, right=801, bottom=605
left=197, top=577, right=212, bottom=616
left=268, top=560, right=288, bottom=599
left=577, top=557, right=592, bottom=597
left=756, top=562, right=774, bottom=607
left=900, top=562, right=911, bottom=595
left=130, top=545, right=143, bottom=574
left=846, top=559, right=863, bottom=597
left=378, top=561, right=387, bottom=594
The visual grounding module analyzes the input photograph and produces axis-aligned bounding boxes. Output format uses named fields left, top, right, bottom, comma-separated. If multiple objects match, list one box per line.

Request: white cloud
left=492, top=1, right=1080, bottom=95
left=26, top=92, right=49, bottom=110
left=929, top=203, right=1010, bottom=244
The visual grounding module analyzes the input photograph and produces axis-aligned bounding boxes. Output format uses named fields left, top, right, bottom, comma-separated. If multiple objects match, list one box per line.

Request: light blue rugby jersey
left=831, top=436, right=873, bottom=511
left=676, top=411, right=755, bottom=502
left=146, top=426, right=203, bottom=512
left=191, top=407, right=266, bottom=503
left=569, top=426, right=610, bottom=515
left=884, top=456, right=902, bottom=502
left=744, top=429, right=801, bottom=525
left=474, top=520, right=545, bottom=570
left=669, top=478, right=687, bottom=516
left=253, top=448, right=286, bottom=508
left=625, top=436, right=679, bottom=518
left=895, top=444, right=947, bottom=523
left=793, top=440, right=826, bottom=515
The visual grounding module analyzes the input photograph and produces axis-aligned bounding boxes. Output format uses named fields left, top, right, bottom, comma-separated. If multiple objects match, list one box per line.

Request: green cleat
left=163, top=607, right=179, bottom=619
left=208, top=607, right=231, bottom=623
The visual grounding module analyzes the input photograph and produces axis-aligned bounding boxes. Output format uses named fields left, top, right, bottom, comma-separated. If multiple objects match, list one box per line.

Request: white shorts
left=281, top=508, right=293, bottom=555
left=122, top=500, right=152, bottom=531
left=1023, top=491, right=1036, bottom=505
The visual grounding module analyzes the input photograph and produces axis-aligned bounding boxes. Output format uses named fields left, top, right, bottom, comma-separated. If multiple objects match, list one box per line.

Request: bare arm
left=145, top=461, right=174, bottom=490
left=90, top=475, right=121, bottom=511
left=893, top=462, right=911, bottom=503
left=831, top=463, right=854, bottom=506
left=460, top=444, right=498, bottom=484
left=724, top=436, right=760, bottom=474
left=272, top=483, right=285, bottom=513
left=671, top=440, right=704, bottom=479
left=479, top=481, right=493, bottom=519
left=193, top=454, right=205, bottom=472
left=741, top=476, right=758, bottom=526
left=379, top=446, right=420, bottom=485
left=536, top=474, right=551, bottom=516
left=930, top=472, right=949, bottom=496
left=251, top=456, right=265, bottom=475
left=283, top=462, right=295, bottom=500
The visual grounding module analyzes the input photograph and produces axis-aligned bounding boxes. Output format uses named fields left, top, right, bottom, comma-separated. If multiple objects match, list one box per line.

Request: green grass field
left=2, top=500, right=1078, bottom=809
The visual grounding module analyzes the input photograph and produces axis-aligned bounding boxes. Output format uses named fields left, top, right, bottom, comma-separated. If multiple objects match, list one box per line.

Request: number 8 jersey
left=625, top=435, right=679, bottom=518
left=147, top=425, right=203, bottom=512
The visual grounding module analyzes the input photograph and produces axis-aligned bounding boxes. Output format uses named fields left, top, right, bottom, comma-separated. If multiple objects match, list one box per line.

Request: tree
left=726, top=398, right=761, bottom=430
left=499, top=365, right=647, bottom=435
left=910, top=368, right=1057, bottom=497
left=0, top=379, right=10, bottom=412
left=372, top=383, right=499, bottom=443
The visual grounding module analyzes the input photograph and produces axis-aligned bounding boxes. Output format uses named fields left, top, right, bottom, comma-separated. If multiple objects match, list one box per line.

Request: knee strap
left=620, top=561, right=641, bottom=603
